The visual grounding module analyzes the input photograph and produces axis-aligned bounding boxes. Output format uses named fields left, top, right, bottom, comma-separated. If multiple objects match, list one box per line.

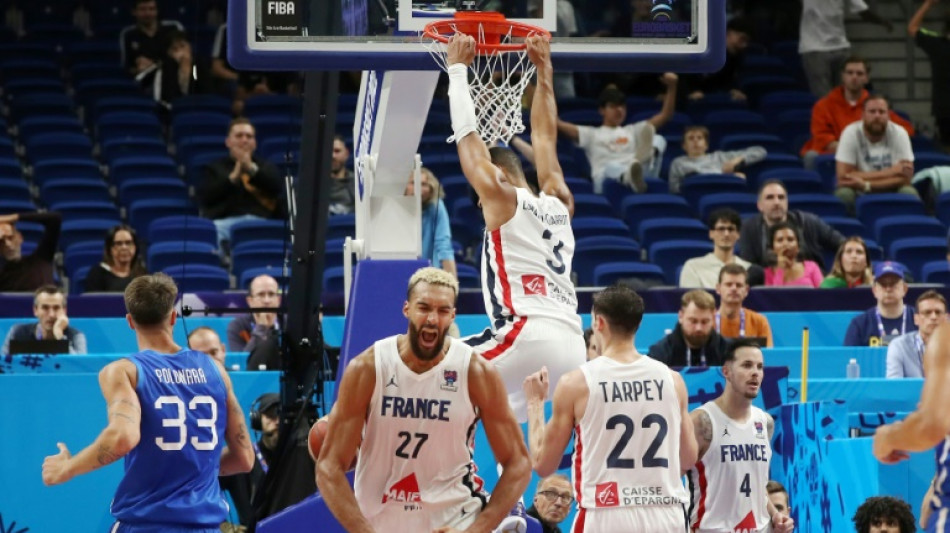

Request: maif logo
left=383, top=473, right=421, bottom=503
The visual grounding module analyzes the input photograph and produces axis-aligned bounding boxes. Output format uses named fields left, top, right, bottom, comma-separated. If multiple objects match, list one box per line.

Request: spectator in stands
left=851, top=496, right=917, bottom=533
left=557, top=76, right=679, bottom=194
left=801, top=57, right=914, bottom=166
left=155, top=30, right=213, bottom=106
left=210, top=24, right=239, bottom=97
left=120, top=0, right=183, bottom=90
left=405, top=166, right=457, bottom=278
left=228, top=274, right=281, bottom=369
left=188, top=326, right=227, bottom=366
left=909, top=0, right=950, bottom=150
left=821, top=236, right=873, bottom=288
left=844, top=261, right=917, bottom=347
left=583, top=327, right=601, bottom=360
left=799, top=1, right=892, bottom=98
left=210, top=24, right=301, bottom=115
left=886, top=290, right=948, bottom=378
left=763, top=221, right=824, bottom=287
left=527, top=474, right=573, bottom=533
left=329, top=135, right=356, bottom=216
left=716, top=264, right=773, bottom=347
left=682, top=18, right=753, bottom=102
left=668, top=126, right=767, bottom=193
left=648, top=289, right=731, bottom=367
left=739, top=179, right=844, bottom=269
left=199, top=118, right=284, bottom=248
left=0, top=212, right=62, bottom=292
left=1, top=285, right=87, bottom=356
left=83, top=224, right=147, bottom=293
left=680, top=208, right=753, bottom=288
left=767, top=480, right=790, bottom=516
left=834, top=95, right=917, bottom=215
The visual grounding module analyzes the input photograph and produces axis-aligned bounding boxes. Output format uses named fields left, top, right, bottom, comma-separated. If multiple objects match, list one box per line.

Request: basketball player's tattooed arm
left=524, top=367, right=583, bottom=477
left=689, top=408, right=713, bottom=461
left=445, top=34, right=517, bottom=230
left=42, top=360, right=142, bottom=486
left=875, top=323, right=950, bottom=463
left=218, top=360, right=255, bottom=476
left=466, top=355, right=531, bottom=533
left=674, top=372, right=698, bottom=472
left=317, top=348, right=377, bottom=533
left=525, top=36, right=574, bottom=217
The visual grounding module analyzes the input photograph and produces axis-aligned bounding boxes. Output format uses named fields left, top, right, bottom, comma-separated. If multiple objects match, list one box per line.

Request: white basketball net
left=424, top=23, right=538, bottom=146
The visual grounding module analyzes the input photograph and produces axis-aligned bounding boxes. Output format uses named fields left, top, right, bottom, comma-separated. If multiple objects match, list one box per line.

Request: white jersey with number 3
left=480, top=187, right=581, bottom=334
left=688, top=402, right=772, bottom=533
left=354, top=336, right=486, bottom=530
left=574, top=355, right=688, bottom=511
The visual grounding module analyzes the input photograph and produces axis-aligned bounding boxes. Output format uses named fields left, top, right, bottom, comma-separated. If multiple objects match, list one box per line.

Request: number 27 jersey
left=574, top=356, right=688, bottom=510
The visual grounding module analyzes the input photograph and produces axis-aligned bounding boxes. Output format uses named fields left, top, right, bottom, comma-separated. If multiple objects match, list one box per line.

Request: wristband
left=447, top=63, right=479, bottom=143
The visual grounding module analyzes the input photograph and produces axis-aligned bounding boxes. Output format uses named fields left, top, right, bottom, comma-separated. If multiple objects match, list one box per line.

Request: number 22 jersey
left=111, top=349, right=229, bottom=528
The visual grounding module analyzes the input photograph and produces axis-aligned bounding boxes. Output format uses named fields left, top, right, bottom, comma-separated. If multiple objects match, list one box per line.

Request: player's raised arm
left=42, top=360, right=142, bottom=486
left=446, top=34, right=516, bottom=217
left=316, top=349, right=377, bottom=533
left=673, top=371, right=698, bottom=472
left=466, top=355, right=531, bottom=531
left=525, top=36, right=573, bottom=216
left=524, top=367, right=582, bottom=477
left=216, top=360, right=255, bottom=476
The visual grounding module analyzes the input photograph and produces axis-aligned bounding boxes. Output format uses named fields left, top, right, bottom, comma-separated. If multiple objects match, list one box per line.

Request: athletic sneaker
left=494, top=501, right=527, bottom=533
left=625, top=160, right=647, bottom=193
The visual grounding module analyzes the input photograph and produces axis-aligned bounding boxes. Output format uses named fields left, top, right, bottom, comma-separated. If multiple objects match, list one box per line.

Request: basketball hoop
left=423, top=12, right=551, bottom=145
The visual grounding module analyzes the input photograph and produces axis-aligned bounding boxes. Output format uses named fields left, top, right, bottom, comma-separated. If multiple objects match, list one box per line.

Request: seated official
left=1, top=285, right=87, bottom=356
left=844, top=262, right=916, bottom=347
left=649, top=289, right=731, bottom=367
left=886, top=290, right=947, bottom=378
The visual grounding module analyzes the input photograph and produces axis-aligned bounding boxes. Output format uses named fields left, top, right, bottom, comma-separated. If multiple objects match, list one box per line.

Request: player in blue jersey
left=42, top=273, right=255, bottom=533
left=873, top=321, right=950, bottom=532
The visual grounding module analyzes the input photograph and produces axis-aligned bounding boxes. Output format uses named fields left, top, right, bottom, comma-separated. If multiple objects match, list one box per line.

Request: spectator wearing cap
left=844, top=261, right=917, bottom=346
left=886, top=290, right=948, bottom=378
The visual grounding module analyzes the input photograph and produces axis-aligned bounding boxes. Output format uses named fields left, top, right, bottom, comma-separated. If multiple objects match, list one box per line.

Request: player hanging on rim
left=447, top=32, right=586, bottom=424
left=687, top=338, right=794, bottom=533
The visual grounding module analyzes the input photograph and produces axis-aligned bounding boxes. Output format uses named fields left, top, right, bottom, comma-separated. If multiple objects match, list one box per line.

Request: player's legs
left=571, top=505, right=689, bottom=533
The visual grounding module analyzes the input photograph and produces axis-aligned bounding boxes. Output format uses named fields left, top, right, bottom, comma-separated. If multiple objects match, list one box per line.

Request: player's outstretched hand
left=523, top=366, right=550, bottom=403
left=525, top=35, right=551, bottom=69
left=772, top=512, right=795, bottom=533
left=446, top=34, right=476, bottom=68
left=42, top=442, right=73, bottom=486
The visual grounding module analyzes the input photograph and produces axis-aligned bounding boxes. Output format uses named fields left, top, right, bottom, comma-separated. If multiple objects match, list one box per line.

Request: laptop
left=8, top=339, right=70, bottom=355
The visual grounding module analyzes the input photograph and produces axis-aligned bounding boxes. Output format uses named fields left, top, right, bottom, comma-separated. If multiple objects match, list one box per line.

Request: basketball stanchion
left=801, top=326, right=809, bottom=403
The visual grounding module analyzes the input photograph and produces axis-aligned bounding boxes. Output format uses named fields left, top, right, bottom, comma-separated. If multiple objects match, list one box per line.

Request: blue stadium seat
left=59, top=220, right=117, bottom=251
left=572, top=194, right=617, bottom=219
left=788, top=193, right=848, bottom=218
left=231, top=241, right=288, bottom=280
left=97, top=111, right=164, bottom=141
left=572, top=217, right=633, bottom=240
left=239, top=266, right=290, bottom=289
left=70, top=265, right=91, bottom=295
left=439, top=175, right=469, bottom=204
left=0, top=179, right=32, bottom=204
left=754, top=168, right=823, bottom=194
left=69, top=64, right=127, bottom=85
left=873, top=215, right=947, bottom=251
left=703, top=110, right=768, bottom=144
left=773, top=109, right=812, bottom=155
left=118, top=178, right=189, bottom=208
left=758, top=91, right=816, bottom=120
left=679, top=174, right=748, bottom=209
left=638, top=218, right=708, bottom=249
left=456, top=263, right=481, bottom=289
left=937, top=192, right=950, bottom=227
left=812, top=154, right=837, bottom=192
left=564, top=177, right=595, bottom=195
left=63, top=241, right=105, bottom=281
left=7, top=93, right=75, bottom=122
left=176, top=135, right=225, bottom=166
left=744, top=154, right=802, bottom=182
left=450, top=220, right=481, bottom=250
left=327, top=214, right=356, bottom=241
left=2, top=78, right=65, bottom=99
left=573, top=236, right=641, bottom=287
left=592, top=262, right=666, bottom=287
left=252, top=116, right=303, bottom=143
left=324, top=238, right=347, bottom=269
left=0, top=199, right=36, bottom=213
left=32, top=158, right=102, bottom=185
left=740, top=76, right=803, bottom=106
left=685, top=93, right=749, bottom=122
left=697, top=193, right=758, bottom=222
left=323, top=266, right=347, bottom=294
left=148, top=241, right=220, bottom=272
left=823, top=217, right=870, bottom=241
left=40, top=179, right=111, bottom=207
left=101, top=137, right=169, bottom=162
left=0, top=58, right=60, bottom=79
left=864, top=239, right=885, bottom=262
left=162, top=264, right=231, bottom=292
left=921, top=261, right=950, bottom=285
left=73, top=79, right=143, bottom=109
left=451, top=197, right=482, bottom=229
left=89, top=97, right=158, bottom=125
left=855, top=194, right=926, bottom=227
left=18, top=116, right=84, bottom=143
left=718, top=134, right=790, bottom=155
left=110, top=156, right=179, bottom=186
left=620, top=194, right=695, bottom=236
left=230, top=220, right=289, bottom=247
left=128, top=199, right=197, bottom=236
left=243, top=94, right=302, bottom=120
left=600, top=178, right=637, bottom=213
left=149, top=216, right=217, bottom=247
left=170, top=94, right=233, bottom=117
left=914, top=152, right=950, bottom=172
left=0, top=156, right=20, bottom=180
left=649, top=240, right=715, bottom=285
left=51, top=201, right=121, bottom=223
left=559, top=109, right=601, bottom=126
left=24, top=133, right=94, bottom=162
left=171, top=112, right=232, bottom=143
left=888, top=237, right=947, bottom=281
left=0, top=137, right=15, bottom=161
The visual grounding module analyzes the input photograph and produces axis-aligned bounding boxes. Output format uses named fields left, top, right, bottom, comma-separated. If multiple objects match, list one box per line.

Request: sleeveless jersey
left=574, top=355, right=688, bottom=511
left=112, top=350, right=229, bottom=527
left=688, top=402, right=772, bottom=533
left=354, top=336, right=487, bottom=528
left=930, top=437, right=950, bottom=517
left=480, top=187, right=582, bottom=334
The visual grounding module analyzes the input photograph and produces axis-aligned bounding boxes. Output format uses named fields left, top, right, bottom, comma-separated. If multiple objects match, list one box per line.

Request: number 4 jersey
left=355, top=336, right=487, bottom=530
left=111, top=349, right=229, bottom=528
left=574, top=356, right=689, bottom=511
left=688, top=402, right=772, bottom=533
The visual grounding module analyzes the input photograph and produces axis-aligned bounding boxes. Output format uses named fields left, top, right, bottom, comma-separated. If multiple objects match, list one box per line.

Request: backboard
left=228, top=0, right=726, bottom=72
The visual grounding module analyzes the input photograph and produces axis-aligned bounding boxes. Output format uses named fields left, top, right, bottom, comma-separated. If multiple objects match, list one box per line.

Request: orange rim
left=423, top=11, right=551, bottom=53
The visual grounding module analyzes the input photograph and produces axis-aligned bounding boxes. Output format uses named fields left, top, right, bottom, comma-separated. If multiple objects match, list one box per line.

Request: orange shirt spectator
left=801, top=86, right=914, bottom=156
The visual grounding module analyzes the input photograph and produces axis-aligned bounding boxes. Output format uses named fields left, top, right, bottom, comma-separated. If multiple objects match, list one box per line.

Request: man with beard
left=648, top=290, right=731, bottom=367
left=328, top=135, right=355, bottom=216
left=317, top=267, right=530, bottom=532
left=715, top=264, right=773, bottom=347
left=687, top=339, right=794, bottom=533
left=835, top=94, right=917, bottom=215
left=738, top=180, right=844, bottom=269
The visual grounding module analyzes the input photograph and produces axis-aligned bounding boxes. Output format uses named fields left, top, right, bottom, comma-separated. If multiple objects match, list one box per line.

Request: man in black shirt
left=119, top=0, right=183, bottom=88
left=648, top=290, right=731, bottom=367
left=908, top=0, right=950, bottom=149
left=526, top=474, right=573, bottom=532
left=0, top=212, right=62, bottom=292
